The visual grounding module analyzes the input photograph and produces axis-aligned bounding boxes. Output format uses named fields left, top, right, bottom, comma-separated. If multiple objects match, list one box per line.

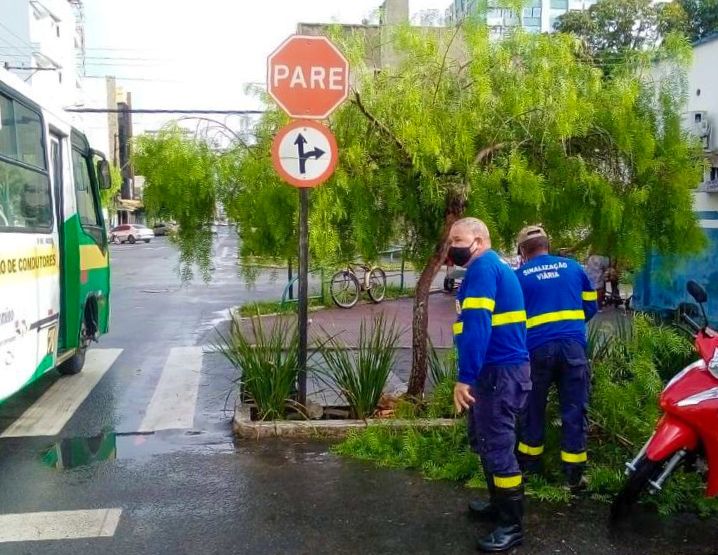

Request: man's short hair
left=453, top=217, right=491, bottom=241
left=520, top=236, right=550, bottom=257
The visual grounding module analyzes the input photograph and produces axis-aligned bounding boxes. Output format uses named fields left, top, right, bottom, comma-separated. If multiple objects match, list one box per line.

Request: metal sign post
left=267, top=34, right=349, bottom=409
left=297, top=188, right=309, bottom=405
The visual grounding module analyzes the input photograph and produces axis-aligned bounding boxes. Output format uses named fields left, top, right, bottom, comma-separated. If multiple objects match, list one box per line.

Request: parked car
left=110, top=224, right=154, bottom=244
left=152, top=222, right=177, bottom=236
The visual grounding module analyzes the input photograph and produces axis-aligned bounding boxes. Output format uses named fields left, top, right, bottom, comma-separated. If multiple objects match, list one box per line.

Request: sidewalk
left=238, top=292, right=458, bottom=349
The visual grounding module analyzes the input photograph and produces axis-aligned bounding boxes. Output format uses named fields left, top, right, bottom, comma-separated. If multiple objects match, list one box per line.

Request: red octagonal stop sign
left=267, top=35, right=350, bottom=120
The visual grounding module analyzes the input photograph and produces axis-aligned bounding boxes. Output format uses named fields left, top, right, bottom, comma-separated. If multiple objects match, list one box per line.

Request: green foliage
left=425, top=375, right=458, bottom=419
left=428, top=345, right=456, bottom=385
left=213, top=313, right=300, bottom=420
left=317, top=315, right=404, bottom=419
left=425, top=346, right=458, bottom=418
left=335, top=312, right=716, bottom=515
left=237, top=298, right=325, bottom=318
left=333, top=423, right=482, bottom=483
left=590, top=314, right=694, bottom=446
left=672, top=0, right=718, bottom=42
left=555, top=0, right=669, bottom=61
left=99, top=163, right=122, bottom=213
left=133, top=126, right=219, bottom=280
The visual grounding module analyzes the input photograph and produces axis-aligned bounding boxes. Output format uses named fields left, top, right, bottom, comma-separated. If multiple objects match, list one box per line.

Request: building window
left=551, top=0, right=569, bottom=8
left=711, top=167, right=718, bottom=181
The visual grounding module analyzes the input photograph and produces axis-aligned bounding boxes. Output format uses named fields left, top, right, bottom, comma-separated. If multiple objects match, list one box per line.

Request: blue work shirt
left=516, top=254, right=598, bottom=352
left=454, top=249, right=529, bottom=385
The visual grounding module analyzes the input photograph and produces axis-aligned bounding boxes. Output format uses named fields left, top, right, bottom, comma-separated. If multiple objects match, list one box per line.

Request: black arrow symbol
left=294, top=133, right=325, bottom=175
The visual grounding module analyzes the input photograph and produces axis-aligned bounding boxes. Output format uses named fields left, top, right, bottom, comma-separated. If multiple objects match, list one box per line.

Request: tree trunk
left=406, top=192, right=466, bottom=398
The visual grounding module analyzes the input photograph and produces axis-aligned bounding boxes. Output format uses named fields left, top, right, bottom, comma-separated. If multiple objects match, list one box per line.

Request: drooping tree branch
left=473, top=142, right=507, bottom=167
left=352, top=90, right=413, bottom=168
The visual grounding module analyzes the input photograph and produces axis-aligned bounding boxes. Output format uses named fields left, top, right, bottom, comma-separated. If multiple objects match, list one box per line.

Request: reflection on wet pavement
left=41, top=430, right=235, bottom=470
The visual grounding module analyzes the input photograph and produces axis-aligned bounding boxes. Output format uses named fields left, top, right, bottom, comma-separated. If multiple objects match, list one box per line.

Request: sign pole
left=267, top=34, right=350, bottom=411
left=297, top=187, right=309, bottom=407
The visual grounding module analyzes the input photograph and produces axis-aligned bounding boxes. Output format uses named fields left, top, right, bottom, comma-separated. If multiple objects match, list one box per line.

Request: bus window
left=0, top=94, right=52, bottom=231
left=72, top=149, right=100, bottom=228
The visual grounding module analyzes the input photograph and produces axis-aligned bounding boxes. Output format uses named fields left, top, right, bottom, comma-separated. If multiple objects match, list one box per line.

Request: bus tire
left=128, top=235, right=136, bottom=244
left=58, top=303, right=96, bottom=376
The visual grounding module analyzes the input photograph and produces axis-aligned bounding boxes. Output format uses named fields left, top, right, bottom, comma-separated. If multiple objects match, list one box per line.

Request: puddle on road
left=40, top=430, right=234, bottom=470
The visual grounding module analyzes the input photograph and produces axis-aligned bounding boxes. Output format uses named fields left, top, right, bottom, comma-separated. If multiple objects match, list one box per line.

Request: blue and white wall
left=633, top=193, right=718, bottom=323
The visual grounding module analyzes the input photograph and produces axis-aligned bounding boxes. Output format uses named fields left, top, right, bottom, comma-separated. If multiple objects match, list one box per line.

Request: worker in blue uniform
left=514, top=225, right=598, bottom=490
left=450, top=218, right=531, bottom=553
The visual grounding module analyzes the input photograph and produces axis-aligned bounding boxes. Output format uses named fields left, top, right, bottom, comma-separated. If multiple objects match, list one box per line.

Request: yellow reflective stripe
left=492, top=311, right=526, bottom=327
left=462, top=297, right=496, bottom=312
left=561, top=451, right=588, bottom=463
left=582, top=291, right=598, bottom=301
left=526, top=310, right=585, bottom=329
left=453, top=322, right=463, bottom=336
left=493, top=474, right=523, bottom=489
left=518, top=442, right=544, bottom=456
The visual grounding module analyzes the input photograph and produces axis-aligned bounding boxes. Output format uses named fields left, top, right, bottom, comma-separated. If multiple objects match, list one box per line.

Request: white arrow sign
left=272, top=120, right=338, bottom=188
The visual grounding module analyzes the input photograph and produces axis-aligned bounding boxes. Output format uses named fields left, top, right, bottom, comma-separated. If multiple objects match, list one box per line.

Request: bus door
left=50, top=131, right=66, bottom=351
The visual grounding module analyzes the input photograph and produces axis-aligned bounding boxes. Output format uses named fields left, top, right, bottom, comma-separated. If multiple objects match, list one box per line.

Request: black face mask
left=449, top=241, right=477, bottom=268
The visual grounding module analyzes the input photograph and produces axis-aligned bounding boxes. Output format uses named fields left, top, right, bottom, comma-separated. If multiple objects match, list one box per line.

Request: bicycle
left=330, top=263, right=387, bottom=309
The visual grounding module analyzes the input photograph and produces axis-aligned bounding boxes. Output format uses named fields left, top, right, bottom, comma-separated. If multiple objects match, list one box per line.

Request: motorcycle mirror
left=687, top=280, right=708, bottom=304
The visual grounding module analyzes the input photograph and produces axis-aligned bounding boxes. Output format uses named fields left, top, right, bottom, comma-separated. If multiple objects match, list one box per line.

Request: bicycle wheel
left=330, top=270, right=361, bottom=309
left=367, top=267, right=387, bottom=303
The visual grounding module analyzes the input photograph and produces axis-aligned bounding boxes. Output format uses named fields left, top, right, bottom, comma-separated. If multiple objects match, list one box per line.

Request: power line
left=79, top=75, right=182, bottom=83
left=65, top=107, right=265, bottom=115
left=0, top=22, right=37, bottom=52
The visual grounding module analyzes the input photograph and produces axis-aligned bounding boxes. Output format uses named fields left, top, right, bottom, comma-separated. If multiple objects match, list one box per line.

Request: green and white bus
left=0, top=67, right=111, bottom=403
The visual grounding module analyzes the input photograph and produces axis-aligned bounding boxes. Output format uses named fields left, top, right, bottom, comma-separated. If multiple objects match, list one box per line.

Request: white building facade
left=0, top=0, right=83, bottom=108
left=682, top=34, right=718, bottom=191
left=446, top=0, right=597, bottom=37
left=0, top=1, right=118, bottom=163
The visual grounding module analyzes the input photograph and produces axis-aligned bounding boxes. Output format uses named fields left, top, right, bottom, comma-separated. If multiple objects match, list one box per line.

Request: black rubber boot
left=468, top=497, right=498, bottom=520
left=469, top=461, right=498, bottom=520
left=518, top=455, right=542, bottom=477
left=564, top=463, right=588, bottom=493
left=476, top=487, right=524, bottom=553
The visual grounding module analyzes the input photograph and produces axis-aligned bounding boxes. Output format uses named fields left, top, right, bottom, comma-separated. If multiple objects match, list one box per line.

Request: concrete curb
left=232, top=405, right=458, bottom=440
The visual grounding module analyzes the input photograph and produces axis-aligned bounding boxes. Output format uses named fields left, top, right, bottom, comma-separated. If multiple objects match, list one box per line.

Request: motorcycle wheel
left=610, top=456, right=665, bottom=524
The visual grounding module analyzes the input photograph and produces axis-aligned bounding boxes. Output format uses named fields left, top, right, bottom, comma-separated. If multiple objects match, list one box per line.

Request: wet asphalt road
left=1, top=229, right=718, bottom=554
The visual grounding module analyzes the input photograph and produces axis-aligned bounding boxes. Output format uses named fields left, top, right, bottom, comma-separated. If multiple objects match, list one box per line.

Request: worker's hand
left=453, top=382, right=476, bottom=414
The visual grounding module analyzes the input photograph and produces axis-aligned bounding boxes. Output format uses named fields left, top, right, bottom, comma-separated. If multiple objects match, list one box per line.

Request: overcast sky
left=81, top=0, right=449, bottom=133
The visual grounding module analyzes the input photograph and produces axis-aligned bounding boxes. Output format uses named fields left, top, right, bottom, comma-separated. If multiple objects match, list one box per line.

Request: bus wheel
left=58, top=313, right=93, bottom=376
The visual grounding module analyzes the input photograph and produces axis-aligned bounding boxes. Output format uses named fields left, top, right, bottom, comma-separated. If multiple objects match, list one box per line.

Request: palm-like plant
left=214, top=313, right=300, bottom=420
left=318, top=315, right=404, bottom=420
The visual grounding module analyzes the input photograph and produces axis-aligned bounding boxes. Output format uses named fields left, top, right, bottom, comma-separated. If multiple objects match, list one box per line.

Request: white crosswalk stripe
left=1, top=349, right=122, bottom=438
left=138, top=346, right=204, bottom=432
left=0, top=508, right=122, bottom=543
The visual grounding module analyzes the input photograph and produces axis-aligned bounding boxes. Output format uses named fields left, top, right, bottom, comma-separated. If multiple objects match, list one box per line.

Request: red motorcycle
left=611, top=280, right=718, bottom=521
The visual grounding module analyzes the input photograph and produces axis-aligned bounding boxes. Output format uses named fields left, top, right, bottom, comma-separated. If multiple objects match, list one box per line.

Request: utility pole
left=117, top=93, right=134, bottom=224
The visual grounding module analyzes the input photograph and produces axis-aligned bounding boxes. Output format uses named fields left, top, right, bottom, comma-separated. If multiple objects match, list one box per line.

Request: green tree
left=99, top=163, right=122, bottom=224
left=675, top=0, right=718, bottom=41
left=133, top=126, right=219, bottom=280
left=554, top=0, right=669, bottom=64
left=137, top=25, right=705, bottom=397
